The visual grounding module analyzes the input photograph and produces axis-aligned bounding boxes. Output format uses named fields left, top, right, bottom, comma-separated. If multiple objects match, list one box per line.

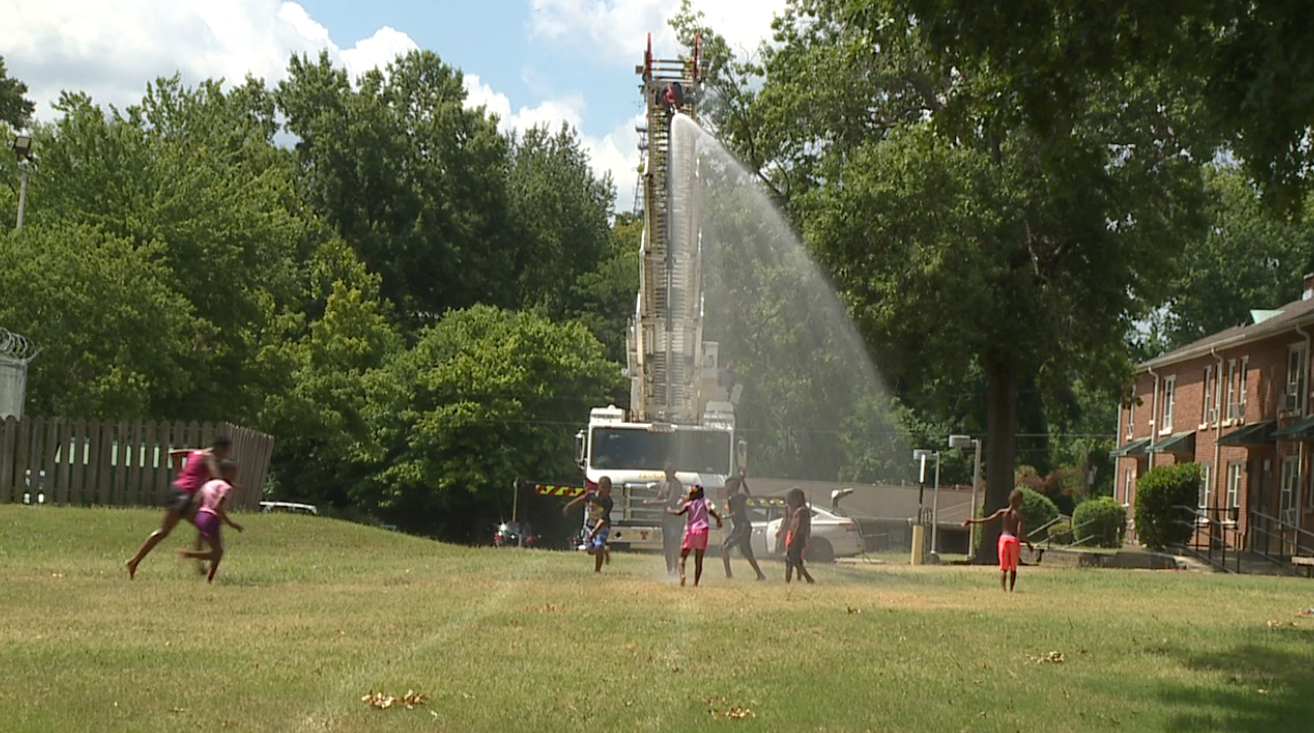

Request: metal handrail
left=1172, top=505, right=1242, bottom=573
left=1248, top=509, right=1314, bottom=567
left=1045, top=515, right=1123, bottom=550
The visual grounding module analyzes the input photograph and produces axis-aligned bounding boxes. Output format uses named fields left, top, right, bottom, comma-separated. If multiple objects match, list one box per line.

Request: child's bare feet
left=679, top=575, right=686, bottom=586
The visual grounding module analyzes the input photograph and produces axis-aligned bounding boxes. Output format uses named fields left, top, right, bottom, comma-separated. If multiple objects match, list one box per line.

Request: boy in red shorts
left=963, top=489, right=1034, bottom=592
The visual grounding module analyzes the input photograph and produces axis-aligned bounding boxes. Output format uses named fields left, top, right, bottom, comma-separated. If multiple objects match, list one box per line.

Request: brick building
left=1113, top=278, right=1314, bottom=556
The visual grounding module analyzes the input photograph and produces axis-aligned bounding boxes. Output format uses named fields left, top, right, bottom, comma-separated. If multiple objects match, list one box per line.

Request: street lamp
left=913, top=448, right=941, bottom=562
left=949, top=434, right=983, bottom=561
left=12, top=134, right=33, bottom=229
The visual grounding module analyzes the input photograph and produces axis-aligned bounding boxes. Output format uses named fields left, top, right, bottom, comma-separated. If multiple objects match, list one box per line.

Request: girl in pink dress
left=666, top=484, right=722, bottom=586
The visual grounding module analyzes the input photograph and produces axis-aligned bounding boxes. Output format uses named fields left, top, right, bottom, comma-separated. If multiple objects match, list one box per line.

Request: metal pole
left=511, top=479, right=521, bottom=546
left=930, top=452, right=941, bottom=557
left=968, top=438, right=982, bottom=560
left=16, top=164, right=29, bottom=229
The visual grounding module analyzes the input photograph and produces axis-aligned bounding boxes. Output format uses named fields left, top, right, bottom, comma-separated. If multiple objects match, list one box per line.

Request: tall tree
left=731, top=1, right=1207, bottom=559
left=889, top=0, right=1314, bottom=210
left=0, top=224, right=199, bottom=417
left=362, top=305, right=623, bottom=539
left=1159, top=168, right=1314, bottom=348
left=278, top=50, right=515, bottom=323
left=0, top=56, right=34, bottom=128
left=505, top=124, right=615, bottom=316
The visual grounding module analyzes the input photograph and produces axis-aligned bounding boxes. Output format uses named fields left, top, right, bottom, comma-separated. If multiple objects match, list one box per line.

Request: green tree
left=255, top=239, right=402, bottom=507
left=362, top=305, right=623, bottom=539
left=887, top=0, right=1314, bottom=209
left=278, top=50, right=515, bottom=323
left=506, top=124, right=615, bottom=316
left=566, top=212, right=641, bottom=365
left=0, top=224, right=199, bottom=417
left=0, top=56, right=34, bottom=128
left=739, top=2, right=1209, bottom=560
left=1159, top=168, right=1314, bottom=348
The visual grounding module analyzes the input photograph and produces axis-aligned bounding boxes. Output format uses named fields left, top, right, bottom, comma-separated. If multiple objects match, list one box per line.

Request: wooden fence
left=0, top=417, right=274, bottom=510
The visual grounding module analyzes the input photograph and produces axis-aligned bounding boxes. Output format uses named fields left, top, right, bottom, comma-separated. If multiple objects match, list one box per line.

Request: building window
left=1238, top=356, right=1249, bottom=422
left=1281, top=457, right=1299, bottom=523
left=1123, top=467, right=1136, bottom=505
left=1198, top=461, right=1212, bottom=511
left=1226, top=462, right=1243, bottom=514
left=1126, top=398, right=1136, bottom=438
left=1225, top=360, right=1238, bottom=421
left=1161, top=376, right=1176, bottom=433
left=1288, top=345, right=1307, bottom=411
left=1201, top=365, right=1213, bottom=425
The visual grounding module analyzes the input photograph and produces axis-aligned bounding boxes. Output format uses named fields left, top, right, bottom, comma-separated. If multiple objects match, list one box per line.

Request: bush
left=1134, top=463, right=1201, bottom=550
left=1072, top=496, right=1127, bottom=548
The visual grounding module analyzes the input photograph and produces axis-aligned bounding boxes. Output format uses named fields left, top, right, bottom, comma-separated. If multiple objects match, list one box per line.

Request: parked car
left=258, top=501, right=320, bottom=516
left=494, top=522, right=536, bottom=548
left=759, top=505, right=864, bottom=563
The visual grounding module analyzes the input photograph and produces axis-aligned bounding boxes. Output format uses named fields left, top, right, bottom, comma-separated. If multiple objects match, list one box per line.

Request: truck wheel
left=807, top=539, right=835, bottom=564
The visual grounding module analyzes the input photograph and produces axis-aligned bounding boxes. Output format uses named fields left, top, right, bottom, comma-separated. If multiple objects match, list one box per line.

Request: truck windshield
left=591, top=427, right=732, bottom=474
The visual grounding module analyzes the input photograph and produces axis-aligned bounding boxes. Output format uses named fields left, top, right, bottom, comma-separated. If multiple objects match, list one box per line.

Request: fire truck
left=572, top=36, right=744, bottom=551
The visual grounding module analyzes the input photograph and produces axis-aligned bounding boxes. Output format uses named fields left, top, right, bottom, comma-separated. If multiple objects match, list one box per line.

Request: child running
left=720, top=475, right=766, bottom=581
left=562, top=476, right=613, bottom=573
left=177, top=459, right=244, bottom=583
left=667, top=484, right=722, bottom=586
left=783, top=488, right=815, bottom=584
left=963, top=489, right=1034, bottom=592
left=125, top=436, right=231, bottom=579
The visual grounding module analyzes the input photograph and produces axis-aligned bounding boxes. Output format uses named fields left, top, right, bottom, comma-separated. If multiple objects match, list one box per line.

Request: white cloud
left=528, top=0, right=786, bottom=63
left=581, top=112, right=647, bottom=212
left=462, top=74, right=584, bottom=134
left=0, top=0, right=418, bottom=121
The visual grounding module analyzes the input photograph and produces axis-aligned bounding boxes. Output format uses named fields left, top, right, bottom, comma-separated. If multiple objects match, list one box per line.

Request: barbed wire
left=0, top=327, right=40, bottom=363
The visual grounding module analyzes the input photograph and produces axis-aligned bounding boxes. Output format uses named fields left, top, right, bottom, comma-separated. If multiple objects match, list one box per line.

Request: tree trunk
left=974, top=354, right=1019, bottom=565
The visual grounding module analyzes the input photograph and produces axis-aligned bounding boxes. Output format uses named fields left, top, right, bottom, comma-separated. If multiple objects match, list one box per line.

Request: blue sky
left=2, top=0, right=786, bottom=207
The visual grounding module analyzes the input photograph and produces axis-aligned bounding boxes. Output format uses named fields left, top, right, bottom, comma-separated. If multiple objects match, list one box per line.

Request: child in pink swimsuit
left=178, top=459, right=244, bottom=583
left=666, top=484, right=722, bottom=586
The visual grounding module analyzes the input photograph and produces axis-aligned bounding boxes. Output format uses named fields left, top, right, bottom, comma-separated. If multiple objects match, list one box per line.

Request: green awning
left=1272, top=415, right=1314, bottom=441
left=1110, top=437, right=1151, bottom=458
left=1148, top=431, right=1196, bottom=455
left=1216, top=420, right=1276, bottom=446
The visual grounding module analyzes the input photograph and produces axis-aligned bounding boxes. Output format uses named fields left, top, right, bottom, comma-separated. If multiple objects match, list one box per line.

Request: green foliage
left=889, top=0, right=1314, bottom=209
left=506, top=124, right=615, bottom=316
left=1135, top=463, right=1202, bottom=550
left=1072, top=496, right=1128, bottom=549
left=363, top=305, right=624, bottom=539
left=278, top=50, right=516, bottom=322
left=1017, top=487, right=1061, bottom=539
left=0, top=224, right=199, bottom=417
left=0, top=56, right=34, bottom=128
left=1159, top=168, right=1314, bottom=348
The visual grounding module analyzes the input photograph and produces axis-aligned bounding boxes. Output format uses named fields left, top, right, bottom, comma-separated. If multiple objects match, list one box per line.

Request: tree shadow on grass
left=1159, top=626, right=1314, bottom=732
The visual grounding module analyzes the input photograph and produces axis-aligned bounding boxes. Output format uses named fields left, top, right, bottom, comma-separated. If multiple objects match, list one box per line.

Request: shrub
left=1072, top=496, right=1127, bottom=548
left=1134, top=463, right=1201, bottom=550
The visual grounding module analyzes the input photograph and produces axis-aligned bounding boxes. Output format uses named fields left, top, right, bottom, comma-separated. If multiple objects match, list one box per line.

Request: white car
left=756, top=505, right=864, bottom=562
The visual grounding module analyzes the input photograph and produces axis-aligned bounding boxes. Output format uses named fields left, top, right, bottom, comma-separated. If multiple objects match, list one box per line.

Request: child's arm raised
left=562, top=493, right=589, bottom=516
left=963, top=508, right=1007, bottom=527
left=666, top=503, right=689, bottom=516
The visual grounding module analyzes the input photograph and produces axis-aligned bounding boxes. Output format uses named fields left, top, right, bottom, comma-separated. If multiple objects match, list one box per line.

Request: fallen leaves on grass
left=1267, top=620, right=1297, bottom=628
left=705, top=696, right=756, bottom=720
left=362, top=690, right=430, bottom=710
left=1027, top=651, right=1065, bottom=664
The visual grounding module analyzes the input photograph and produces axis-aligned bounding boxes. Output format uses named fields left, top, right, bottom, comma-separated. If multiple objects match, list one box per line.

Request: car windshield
left=591, top=427, right=732, bottom=474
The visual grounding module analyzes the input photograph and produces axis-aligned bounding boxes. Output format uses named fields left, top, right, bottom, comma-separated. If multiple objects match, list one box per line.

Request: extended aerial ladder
left=628, top=34, right=710, bottom=425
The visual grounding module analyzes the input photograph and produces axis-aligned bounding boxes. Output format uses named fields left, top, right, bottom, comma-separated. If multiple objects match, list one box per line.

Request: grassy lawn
left=2, top=506, right=1313, bottom=732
